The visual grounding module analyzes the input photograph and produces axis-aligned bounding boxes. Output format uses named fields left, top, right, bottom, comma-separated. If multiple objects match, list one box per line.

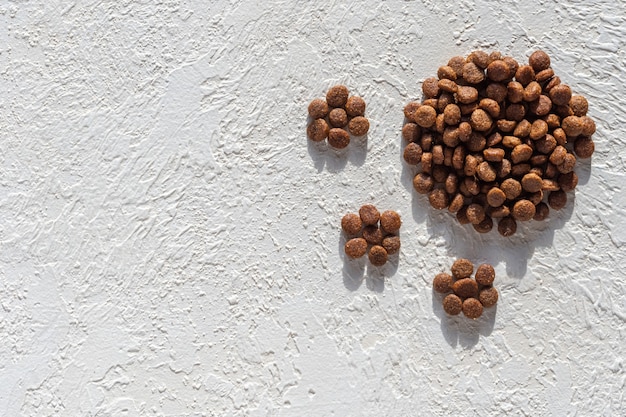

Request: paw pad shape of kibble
left=403, top=50, right=596, bottom=236
left=433, top=259, right=499, bottom=319
left=308, top=85, right=370, bottom=149
left=342, top=205, right=401, bottom=266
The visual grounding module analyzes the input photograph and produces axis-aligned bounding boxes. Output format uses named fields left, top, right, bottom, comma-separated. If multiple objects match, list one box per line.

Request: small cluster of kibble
left=403, top=50, right=596, bottom=236
left=342, top=205, right=401, bottom=266
left=307, top=85, right=370, bottom=149
left=433, top=259, right=499, bottom=319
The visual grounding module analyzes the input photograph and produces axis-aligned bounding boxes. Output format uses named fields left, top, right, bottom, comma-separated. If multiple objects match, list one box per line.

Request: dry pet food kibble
left=433, top=259, right=499, bottom=320
left=403, top=50, right=596, bottom=236
left=307, top=85, right=370, bottom=149
left=341, top=205, right=402, bottom=267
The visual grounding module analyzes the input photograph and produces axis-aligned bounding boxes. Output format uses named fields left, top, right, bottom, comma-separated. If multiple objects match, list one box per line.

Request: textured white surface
left=1, top=1, right=625, bottom=416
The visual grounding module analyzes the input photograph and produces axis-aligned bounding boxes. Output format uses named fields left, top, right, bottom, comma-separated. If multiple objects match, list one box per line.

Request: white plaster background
left=0, top=0, right=625, bottom=416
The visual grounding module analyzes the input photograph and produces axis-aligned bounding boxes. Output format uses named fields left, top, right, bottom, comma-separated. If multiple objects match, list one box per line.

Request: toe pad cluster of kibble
left=433, top=259, right=498, bottom=319
left=403, top=50, right=596, bottom=236
left=342, top=205, right=401, bottom=266
left=308, top=85, right=370, bottom=148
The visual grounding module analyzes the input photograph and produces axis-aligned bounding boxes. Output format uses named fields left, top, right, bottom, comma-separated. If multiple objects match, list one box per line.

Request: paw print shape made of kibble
left=403, top=50, right=596, bottom=236
left=342, top=205, right=401, bottom=267
left=308, top=85, right=370, bottom=149
left=433, top=259, right=499, bottom=319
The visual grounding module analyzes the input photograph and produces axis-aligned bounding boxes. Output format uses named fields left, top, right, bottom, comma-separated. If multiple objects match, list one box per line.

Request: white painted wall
left=1, top=1, right=624, bottom=415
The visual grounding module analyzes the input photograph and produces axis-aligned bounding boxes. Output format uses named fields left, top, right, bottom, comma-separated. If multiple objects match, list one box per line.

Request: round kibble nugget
left=580, top=116, right=596, bottom=136
left=479, top=287, right=499, bottom=308
left=498, top=216, right=517, bottom=236
left=344, top=238, right=367, bottom=259
left=443, top=294, right=463, bottom=315
left=413, top=106, right=437, bottom=128
left=308, top=98, right=329, bottom=119
left=501, top=178, right=522, bottom=200
left=466, top=204, right=486, bottom=225
left=345, top=96, right=366, bottom=117
left=512, top=199, right=536, bottom=221
left=463, top=62, right=486, bottom=84
left=404, top=143, right=423, bottom=165
left=404, top=101, right=421, bottom=120
left=569, top=95, right=588, bottom=117
left=521, top=173, right=543, bottom=193
left=348, top=116, right=370, bottom=136
left=534, top=202, right=549, bottom=221
left=475, top=264, right=495, bottom=286
left=487, top=187, right=507, bottom=207
left=422, top=77, right=440, bottom=98
left=382, top=235, right=401, bottom=255
left=380, top=210, right=401, bottom=234
left=326, top=85, right=349, bottom=108
left=549, top=84, right=572, bottom=106
left=562, top=116, right=583, bottom=137
left=413, top=173, right=434, bottom=194
left=359, top=204, right=380, bottom=225
left=329, top=108, right=348, bottom=128
left=548, top=190, right=567, bottom=210
left=368, top=245, right=388, bottom=267
left=574, top=136, right=595, bottom=159
left=402, top=123, right=422, bottom=143
left=558, top=171, right=579, bottom=192
left=515, top=65, right=535, bottom=86
left=462, top=298, right=483, bottom=319
left=529, top=50, right=551, bottom=72
left=362, top=225, right=383, bottom=245
left=433, top=273, right=454, bottom=293
left=429, top=188, right=449, bottom=210
left=451, top=258, right=474, bottom=279
left=341, top=213, right=362, bottom=236
left=473, top=216, right=494, bottom=233
left=328, top=128, right=350, bottom=149
left=486, top=60, right=510, bottom=82
left=307, top=119, right=330, bottom=142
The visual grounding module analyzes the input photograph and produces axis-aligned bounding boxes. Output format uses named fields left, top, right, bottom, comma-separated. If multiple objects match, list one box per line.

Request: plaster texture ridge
left=0, top=0, right=625, bottom=416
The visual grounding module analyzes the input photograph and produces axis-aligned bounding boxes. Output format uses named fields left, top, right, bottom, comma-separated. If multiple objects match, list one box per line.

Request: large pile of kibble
left=433, top=259, right=499, bottom=319
left=307, top=85, right=370, bottom=148
left=342, top=205, right=401, bottom=266
left=403, top=50, right=596, bottom=236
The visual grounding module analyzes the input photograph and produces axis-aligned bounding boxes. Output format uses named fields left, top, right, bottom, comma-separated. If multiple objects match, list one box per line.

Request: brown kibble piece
left=558, top=153, right=576, bottom=174
left=468, top=51, right=490, bottom=68
left=470, top=109, right=493, bottom=132
left=448, top=56, right=466, bottom=77
left=523, top=81, right=542, bottom=102
left=362, top=225, right=384, bottom=245
left=535, top=68, right=555, bottom=82
left=462, top=298, right=483, bottom=319
left=413, top=106, right=437, bottom=128
left=550, top=145, right=567, bottom=166
left=422, top=77, right=440, bottom=98
left=483, top=147, right=505, bottom=162
left=512, top=199, right=536, bottom=221
left=451, top=258, right=474, bottom=279
left=307, top=119, right=329, bottom=142
left=359, top=204, right=380, bottom=225
left=542, top=179, right=560, bottom=192
left=534, top=202, right=549, bottom=221
left=511, top=163, right=531, bottom=177
left=529, top=95, right=552, bottom=116
left=569, top=95, right=588, bottom=117
left=501, top=178, right=522, bottom=200
left=329, top=108, right=348, bottom=128
left=341, top=213, right=362, bottom=236
left=368, top=245, right=388, bottom=267
left=475, top=264, right=496, bottom=286
left=438, top=78, right=458, bottom=93
left=515, top=65, right=535, bottom=86
left=505, top=103, right=527, bottom=121
left=479, top=287, right=499, bottom=308
left=562, top=116, right=583, bottom=137
left=473, top=216, right=494, bottom=233
left=550, top=84, right=572, bottom=106
left=453, top=278, right=479, bottom=298
left=421, top=152, right=433, bottom=173
left=404, top=143, right=423, bottom=165
left=507, top=81, right=524, bottom=103
left=380, top=210, right=401, bottom=234
left=511, top=144, right=533, bottom=164
left=548, top=189, right=567, bottom=210
left=536, top=134, right=557, bottom=154
left=308, top=99, right=329, bottom=119
left=413, top=173, right=434, bottom=194
left=486, top=83, right=508, bottom=102
left=529, top=50, right=551, bottom=72
left=344, top=238, right=367, bottom=259
left=487, top=187, right=507, bottom=207
left=521, top=173, right=543, bottom=193
left=348, top=116, right=370, bottom=136
left=345, top=96, right=366, bottom=117
left=443, top=294, right=463, bottom=315
left=402, top=123, right=421, bottom=143
left=463, top=62, right=486, bottom=84
left=328, top=128, right=350, bottom=148
left=429, top=188, right=449, bottom=210
left=438, top=65, right=458, bottom=80
left=457, top=86, right=479, bottom=104
left=382, top=235, right=401, bottom=255
left=574, top=136, right=595, bottom=159
left=477, top=161, right=497, bottom=182
left=433, top=273, right=454, bottom=293
left=443, top=104, right=462, bottom=125
left=466, top=203, right=486, bottom=225
left=558, top=171, right=579, bottom=192
left=326, top=85, right=349, bottom=108
left=530, top=119, right=549, bottom=140
left=448, top=193, right=464, bottom=213
left=514, top=119, right=532, bottom=138
left=498, top=216, right=517, bottom=236
left=580, top=116, right=596, bottom=136
left=404, top=101, right=421, bottom=120
left=486, top=60, right=510, bottom=82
